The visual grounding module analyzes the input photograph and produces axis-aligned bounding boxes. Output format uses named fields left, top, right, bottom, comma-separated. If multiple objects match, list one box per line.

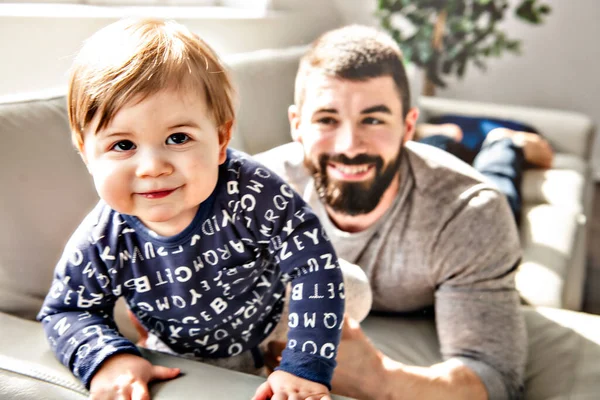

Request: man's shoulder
left=402, top=141, right=517, bottom=245
left=402, top=142, right=521, bottom=282
left=405, top=141, right=496, bottom=199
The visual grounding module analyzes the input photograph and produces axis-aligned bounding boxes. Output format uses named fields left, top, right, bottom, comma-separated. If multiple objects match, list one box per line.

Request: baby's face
left=80, top=87, right=229, bottom=236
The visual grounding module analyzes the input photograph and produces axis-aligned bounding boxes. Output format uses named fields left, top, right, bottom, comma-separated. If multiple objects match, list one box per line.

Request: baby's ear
left=218, top=120, right=233, bottom=164
left=78, top=151, right=93, bottom=174
left=74, top=138, right=92, bottom=173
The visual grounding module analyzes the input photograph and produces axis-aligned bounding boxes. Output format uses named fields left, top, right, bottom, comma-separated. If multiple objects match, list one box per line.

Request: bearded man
left=256, top=25, right=600, bottom=400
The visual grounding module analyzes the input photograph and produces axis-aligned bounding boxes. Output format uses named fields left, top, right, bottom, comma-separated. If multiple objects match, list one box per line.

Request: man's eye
left=317, top=117, right=337, bottom=125
left=111, top=140, right=136, bottom=152
left=363, top=117, right=383, bottom=125
left=166, top=133, right=190, bottom=145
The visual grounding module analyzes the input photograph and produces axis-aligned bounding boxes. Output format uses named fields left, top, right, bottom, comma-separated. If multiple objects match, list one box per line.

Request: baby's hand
left=89, top=353, right=180, bottom=400
left=252, top=370, right=331, bottom=400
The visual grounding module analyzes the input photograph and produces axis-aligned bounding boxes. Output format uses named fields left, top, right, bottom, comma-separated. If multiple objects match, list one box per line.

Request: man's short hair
left=295, top=25, right=411, bottom=117
left=68, top=18, right=235, bottom=149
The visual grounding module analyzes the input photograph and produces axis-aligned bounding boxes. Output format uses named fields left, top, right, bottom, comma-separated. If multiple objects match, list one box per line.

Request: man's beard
left=305, top=146, right=403, bottom=216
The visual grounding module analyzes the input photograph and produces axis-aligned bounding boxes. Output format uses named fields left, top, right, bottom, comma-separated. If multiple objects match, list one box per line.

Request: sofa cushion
left=0, top=311, right=354, bottom=400
left=551, top=153, right=588, bottom=172
left=517, top=204, right=584, bottom=308
left=361, top=307, right=600, bottom=400
left=521, top=159, right=586, bottom=212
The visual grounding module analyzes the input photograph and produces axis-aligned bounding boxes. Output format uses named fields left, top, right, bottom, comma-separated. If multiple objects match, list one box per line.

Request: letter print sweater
left=37, top=149, right=344, bottom=389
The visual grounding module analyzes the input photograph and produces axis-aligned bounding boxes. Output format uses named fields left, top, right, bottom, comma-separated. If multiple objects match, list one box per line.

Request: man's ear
left=402, top=107, right=420, bottom=144
left=288, top=104, right=302, bottom=144
left=218, top=120, right=233, bottom=164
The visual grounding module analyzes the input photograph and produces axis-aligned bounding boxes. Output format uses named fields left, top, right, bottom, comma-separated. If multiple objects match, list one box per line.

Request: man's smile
left=327, top=162, right=375, bottom=181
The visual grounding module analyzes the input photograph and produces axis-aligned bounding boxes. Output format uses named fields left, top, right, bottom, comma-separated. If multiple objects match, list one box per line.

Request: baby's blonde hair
left=68, top=18, right=235, bottom=149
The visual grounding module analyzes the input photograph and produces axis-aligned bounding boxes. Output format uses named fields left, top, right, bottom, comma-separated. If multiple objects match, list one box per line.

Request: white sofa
left=0, top=45, right=598, bottom=399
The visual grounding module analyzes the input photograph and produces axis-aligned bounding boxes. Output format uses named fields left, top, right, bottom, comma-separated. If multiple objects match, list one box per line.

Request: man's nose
left=333, top=123, right=366, bottom=157
left=136, top=149, right=173, bottom=178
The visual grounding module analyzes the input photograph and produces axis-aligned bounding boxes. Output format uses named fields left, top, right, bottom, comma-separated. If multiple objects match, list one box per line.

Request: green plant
left=376, top=0, right=551, bottom=95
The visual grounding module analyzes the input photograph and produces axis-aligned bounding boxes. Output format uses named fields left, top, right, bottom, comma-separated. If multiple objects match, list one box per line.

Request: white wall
left=3, top=0, right=598, bottom=174
left=0, top=1, right=343, bottom=95
left=333, top=0, right=600, bottom=177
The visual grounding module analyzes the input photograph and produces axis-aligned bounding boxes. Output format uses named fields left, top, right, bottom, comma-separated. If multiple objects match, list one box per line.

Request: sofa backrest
left=227, top=45, right=307, bottom=155
left=0, top=92, right=99, bottom=320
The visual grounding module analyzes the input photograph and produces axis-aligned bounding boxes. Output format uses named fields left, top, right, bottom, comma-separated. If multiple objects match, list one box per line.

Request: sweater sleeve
left=239, top=159, right=345, bottom=389
left=37, top=215, right=140, bottom=388
left=271, top=205, right=344, bottom=389
left=430, top=188, right=526, bottom=400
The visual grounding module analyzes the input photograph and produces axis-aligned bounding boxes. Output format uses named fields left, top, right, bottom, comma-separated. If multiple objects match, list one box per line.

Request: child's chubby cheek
left=90, top=167, right=136, bottom=212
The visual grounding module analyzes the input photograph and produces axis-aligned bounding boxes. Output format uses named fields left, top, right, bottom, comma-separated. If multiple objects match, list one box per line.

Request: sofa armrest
left=418, top=96, right=596, bottom=160
left=0, top=312, right=350, bottom=399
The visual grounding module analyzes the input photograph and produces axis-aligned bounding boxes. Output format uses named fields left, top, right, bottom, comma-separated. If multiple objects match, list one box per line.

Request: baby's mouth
left=137, top=187, right=178, bottom=199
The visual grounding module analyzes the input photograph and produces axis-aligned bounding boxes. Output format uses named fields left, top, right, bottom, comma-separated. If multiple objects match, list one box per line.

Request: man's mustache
left=320, top=153, right=383, bottom=168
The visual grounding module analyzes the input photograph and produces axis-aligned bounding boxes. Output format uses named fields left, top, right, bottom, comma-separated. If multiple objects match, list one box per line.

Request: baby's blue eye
left=167, top=133, right=190, bottom=145
left=112, top=140, right=136, bottom=152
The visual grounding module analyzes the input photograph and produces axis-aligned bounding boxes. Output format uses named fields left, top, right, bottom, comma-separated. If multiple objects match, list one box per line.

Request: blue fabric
left=473, top=138, right=525, bottom=224
left=278, top=348, right=337, bottom=390
left=429, top=115, right=538, bottom=151
left=37, top=148, right=344, bottom=388
left=418, top=135, right=478, bottom=165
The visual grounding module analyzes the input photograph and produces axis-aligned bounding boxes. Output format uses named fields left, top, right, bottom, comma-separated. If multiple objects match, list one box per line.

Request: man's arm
left=429, top=187, right=526, bottom=400
left=328, top=317, right=488, bottom=400
left=385, top=359, right=488, bottom=400
left=266, top=316, right=488, bottom=400
left=264, top=307, right=509, bottom=396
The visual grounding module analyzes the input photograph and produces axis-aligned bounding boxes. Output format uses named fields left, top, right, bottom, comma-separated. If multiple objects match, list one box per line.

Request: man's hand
left=328, top=317, right=389, bottom=399
left=89, top=353, right=181, bottom=400
left=486, top=127, right=554, bottom=168
left=252, top=370, right=331, bottom=400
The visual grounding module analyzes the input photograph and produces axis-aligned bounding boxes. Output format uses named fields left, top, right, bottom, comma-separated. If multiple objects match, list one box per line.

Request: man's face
left=290, top=74, right=417, bottom=215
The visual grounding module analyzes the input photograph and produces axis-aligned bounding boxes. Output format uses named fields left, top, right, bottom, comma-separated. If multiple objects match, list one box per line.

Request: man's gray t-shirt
left=256, top=141, right=527, bottom=400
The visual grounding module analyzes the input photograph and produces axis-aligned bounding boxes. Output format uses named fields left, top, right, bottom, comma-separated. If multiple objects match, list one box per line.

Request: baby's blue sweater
left=37, top=149, right=344, bottom=389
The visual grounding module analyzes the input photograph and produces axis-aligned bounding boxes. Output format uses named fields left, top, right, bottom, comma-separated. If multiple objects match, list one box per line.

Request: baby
left=37, top=18, right=368, bottom=400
